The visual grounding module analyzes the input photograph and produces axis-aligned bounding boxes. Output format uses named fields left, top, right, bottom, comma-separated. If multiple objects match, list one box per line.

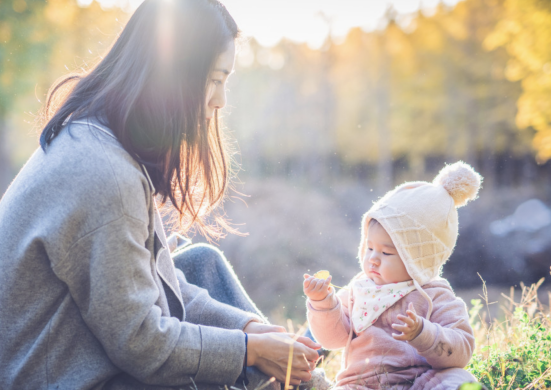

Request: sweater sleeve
left=407, top=289, right=474, bottom=369
left=51, top=214, right=246, bottom=387
left=307, top=289, right=352, bottom=350
left=175, top=269, right=263, bottom=330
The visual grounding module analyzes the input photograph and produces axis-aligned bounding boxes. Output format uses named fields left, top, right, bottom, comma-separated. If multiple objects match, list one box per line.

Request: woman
left=0, top=0, right=320, bottom=388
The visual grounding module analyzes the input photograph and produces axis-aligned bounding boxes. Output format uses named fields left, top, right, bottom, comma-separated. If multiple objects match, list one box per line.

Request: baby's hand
left=391, top=302, right=423, bottom=341
left=303, top=273, right=332, bottom=301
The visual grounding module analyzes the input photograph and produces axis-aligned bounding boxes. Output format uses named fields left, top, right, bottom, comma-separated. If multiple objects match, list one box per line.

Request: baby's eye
left=367, top=247, right=373, bottom=251
left=382, top=252, right=392, bottom=256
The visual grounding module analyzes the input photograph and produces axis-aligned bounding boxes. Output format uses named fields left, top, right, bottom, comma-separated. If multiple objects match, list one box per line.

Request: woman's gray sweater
left=0, top=119, right=259, bottom=389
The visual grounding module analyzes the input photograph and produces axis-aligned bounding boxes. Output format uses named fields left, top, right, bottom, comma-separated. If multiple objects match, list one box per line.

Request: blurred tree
left=329, top=1, right=525, bottom=188
left=485, top=0, right=551, bottom=162
left=38, top=0, right=126, bottom=127
left=0, top=0, right=125, bottom=193
left=0, top=0, right=51, bottom=192
left=432, top=0, right=524, bottom=187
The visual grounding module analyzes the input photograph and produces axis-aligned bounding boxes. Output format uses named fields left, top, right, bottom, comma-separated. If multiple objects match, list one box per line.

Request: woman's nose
left=209, top=86, right=226, bottom=111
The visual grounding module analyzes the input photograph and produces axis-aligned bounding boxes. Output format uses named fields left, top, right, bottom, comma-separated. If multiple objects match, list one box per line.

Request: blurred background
left=1, top=0, right=550, bottom=324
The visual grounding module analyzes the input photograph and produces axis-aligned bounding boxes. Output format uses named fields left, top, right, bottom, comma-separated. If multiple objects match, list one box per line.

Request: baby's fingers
left=407, top=302, right=418, bottom=317
left=391, top=332, right=408, bottom=341
left=397, top=314, right=415, bottom=327
left=313, top=278, right=327, bottom=292
left=304, top=277, right=320, bottom=292
left=406, top=311, right=419, bottom=325
left=391, top=323, right=409, bottom=333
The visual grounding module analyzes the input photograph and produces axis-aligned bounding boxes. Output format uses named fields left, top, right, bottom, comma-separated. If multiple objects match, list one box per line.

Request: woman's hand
left=303, top=274, right=332, bottom=301
left=247, top=333, right=321, bottom=385
left=391, top=302, right=424, bottom=341
left=243, top=321, right=286, bottom=334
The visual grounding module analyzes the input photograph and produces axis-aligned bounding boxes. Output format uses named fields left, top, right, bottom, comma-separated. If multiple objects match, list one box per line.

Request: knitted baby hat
left=358, top=161, right=483, bottom=318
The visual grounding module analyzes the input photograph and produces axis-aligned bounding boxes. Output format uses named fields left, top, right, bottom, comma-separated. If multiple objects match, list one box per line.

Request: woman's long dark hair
left=39, top=0, right=240, bottom=240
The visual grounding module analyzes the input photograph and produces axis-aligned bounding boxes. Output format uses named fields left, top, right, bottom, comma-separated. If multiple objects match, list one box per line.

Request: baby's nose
left=368, top=254, right=380, bottom=264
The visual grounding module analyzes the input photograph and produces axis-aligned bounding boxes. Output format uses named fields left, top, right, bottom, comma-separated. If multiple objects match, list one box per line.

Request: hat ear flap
left=358, top=214, right=371, bottom=263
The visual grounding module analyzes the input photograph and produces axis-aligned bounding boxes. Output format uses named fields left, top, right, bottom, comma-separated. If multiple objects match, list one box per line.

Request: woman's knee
left=173, top=243, right=227, bottom=272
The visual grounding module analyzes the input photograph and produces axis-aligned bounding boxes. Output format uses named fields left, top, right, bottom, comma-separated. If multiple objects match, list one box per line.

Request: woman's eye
left=368, top=248, right=373, bottom=251
left=212, top=79, right=222, bottom=86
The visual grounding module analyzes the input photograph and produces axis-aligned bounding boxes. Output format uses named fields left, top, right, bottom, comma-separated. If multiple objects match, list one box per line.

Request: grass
left=467, top=276, right=551, bottom=389
left=318, top=277, right=551, bottom=390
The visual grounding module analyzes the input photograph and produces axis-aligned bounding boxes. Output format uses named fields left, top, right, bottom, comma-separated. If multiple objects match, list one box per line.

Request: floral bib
left=351, top=277, right=416, bottom=333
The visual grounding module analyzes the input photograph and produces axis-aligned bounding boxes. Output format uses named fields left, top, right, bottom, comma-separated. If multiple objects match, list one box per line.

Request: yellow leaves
left=0, top=72, right=13, bottom=89
left=314, top=270, right=330, bottom=279
left=484, top=20, right=520, bottom=51
left=0, top=24, right=11, bottom=43
left=504, top=59, right=526, bottom=81
left=385, top=23, right=413, bottom=57
left=413, top=21, right=444, bottom=52
left=314, top=269, right=348, bottom=290
left=12, top=0, right=27, bottom=13
left=517, top=78, right=551, bottom=126
left=312, top=270, right=347, bottom=289
left=440, top=14, right=467, bottom=41
left=488, top=0, right=551, bottom=160
left=45, top=0, right=78, bottom=27
left=483, top=0, right=551, bottom=162
left=28, top=26, right=48, bottom=44
left=532, top=130, right=551, bottom=163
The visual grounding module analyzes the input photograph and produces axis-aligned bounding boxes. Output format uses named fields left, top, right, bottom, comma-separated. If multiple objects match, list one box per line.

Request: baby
left=304, top=162, right=482, bottom=390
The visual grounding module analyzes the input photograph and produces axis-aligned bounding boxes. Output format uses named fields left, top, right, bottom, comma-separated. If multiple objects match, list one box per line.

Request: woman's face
left=205, top=41, right=236, bottom=120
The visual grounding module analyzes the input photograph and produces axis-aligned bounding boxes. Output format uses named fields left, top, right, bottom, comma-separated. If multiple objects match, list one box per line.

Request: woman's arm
left=52, top=214, right=247, bottom=387
left=175, top=269, right=264, bottom=330
left=175, top=266, right=319, bottom=384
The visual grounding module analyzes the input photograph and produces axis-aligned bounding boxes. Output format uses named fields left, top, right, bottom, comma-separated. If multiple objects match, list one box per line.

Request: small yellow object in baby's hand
left=313, top=270, right=347, bottom=290
left=313, top=270, right=330, bottom=279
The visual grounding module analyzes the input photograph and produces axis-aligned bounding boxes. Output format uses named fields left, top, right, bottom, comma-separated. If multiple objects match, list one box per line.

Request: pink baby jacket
left=307, top=276, right=474, bottom=388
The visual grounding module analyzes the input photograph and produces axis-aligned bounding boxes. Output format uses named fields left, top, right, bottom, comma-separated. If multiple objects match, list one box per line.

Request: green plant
left=467, top=277, right=551, bottom=389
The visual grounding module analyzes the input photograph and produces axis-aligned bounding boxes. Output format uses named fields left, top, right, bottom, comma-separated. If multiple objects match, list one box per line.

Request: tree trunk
left=482, top=126, right=497, bottom=191
left=445, top=66, right=459, bottom=160
left=376, top=36, right=392, bottom=192
left=521, top=153, right=537, bottom=188
left=464, top=14, right=478, bottom=166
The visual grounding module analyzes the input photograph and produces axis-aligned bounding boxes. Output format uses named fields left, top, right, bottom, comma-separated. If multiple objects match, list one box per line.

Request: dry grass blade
left=284, top=342, right=293, bottom=390
left=522, top=367, right=551, bottom=390
left=282, top=320, right=309, bottom=390
left=467, top=275, right=551, bottom=390
left=287, top=319, right=295, bottom=335
left=255, top=377, right=276, bottom=390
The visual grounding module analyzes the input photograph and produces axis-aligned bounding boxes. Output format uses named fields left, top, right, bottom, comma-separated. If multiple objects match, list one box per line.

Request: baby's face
left=363, top=222, right=411, bottom=285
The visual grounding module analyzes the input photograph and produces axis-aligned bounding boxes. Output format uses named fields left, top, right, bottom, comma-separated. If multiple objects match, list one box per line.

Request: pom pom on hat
left=433, top=161, right=482, bottom=208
